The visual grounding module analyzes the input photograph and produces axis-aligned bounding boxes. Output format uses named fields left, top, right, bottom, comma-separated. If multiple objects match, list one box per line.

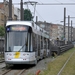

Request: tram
left=4, top=21, right=50, bottom=65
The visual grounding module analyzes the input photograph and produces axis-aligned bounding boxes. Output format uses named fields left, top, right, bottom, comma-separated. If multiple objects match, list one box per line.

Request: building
left=36, top=21, right=64, bottom=41
left=51, top=24, right=58, bottom=40
left=57, top=24, right=64, bottom=40
left=0, top=3, right=8, bottom=26
left=0, top=1, right=14, bottom=26
left=14, top=7, right=20, bottom=20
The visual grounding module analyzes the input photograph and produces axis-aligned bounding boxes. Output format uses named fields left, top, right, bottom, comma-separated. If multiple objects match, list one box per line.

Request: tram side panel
left=32, top=33, right=43, bottom=60
left=32, top=33, right=51, bottom=61
left=32, top=33, right=39, bottom=60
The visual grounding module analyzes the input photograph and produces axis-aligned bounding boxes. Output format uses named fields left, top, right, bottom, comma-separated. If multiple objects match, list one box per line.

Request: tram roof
left=6, top=21, right=32, bottom=26
left=6, top=21, right=50, bottom=38
left=6, top=21, right=48, bottom=32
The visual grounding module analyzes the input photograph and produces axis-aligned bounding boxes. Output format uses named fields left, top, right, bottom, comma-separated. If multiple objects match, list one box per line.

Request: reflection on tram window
left=7, top=32, right=28, bottom=52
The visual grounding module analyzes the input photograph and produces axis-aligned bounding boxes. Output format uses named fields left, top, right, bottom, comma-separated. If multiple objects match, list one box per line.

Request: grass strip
left=61, top=48, right=75, bottom=75
left=39, top=48, right=75, bottom=75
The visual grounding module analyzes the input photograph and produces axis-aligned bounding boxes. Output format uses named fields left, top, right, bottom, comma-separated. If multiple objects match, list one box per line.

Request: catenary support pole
left=20, top=0, right=23, bottom=20
left=9, top=0, right=12, bottom=20
left=64, top=8, right=66, bottom=44
left=71, top=20, right=72, bottom=42
left=68, top=15, right=70, bottom=43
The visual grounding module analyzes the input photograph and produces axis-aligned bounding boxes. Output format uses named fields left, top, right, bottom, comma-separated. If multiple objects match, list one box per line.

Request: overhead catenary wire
left=13, top=3, right=75, bottom=5
left=67, top=9, right=75, bottom=15
left=25, top=0, right=64, bottom=23
left=14, top=0, right=75, bottom=23
left=53, top=0, right=63, bottom=3
left=18, top=0, right=75, bottom=25
left=25, top=0, right=75, bottom=22
left=51, top=19, right=63, bottom=23
left=35, top=10, right=46, bottom=21
left=26, top=0, right=46, bottom=21
left=38, top=0, right=43, bottom=4
left=34, top=8, right=64, bottom=23
left=68, top=0, right=75, bottom=2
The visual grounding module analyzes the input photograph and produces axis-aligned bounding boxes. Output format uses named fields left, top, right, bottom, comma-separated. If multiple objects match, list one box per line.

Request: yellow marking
left=14, top=52, right=20, bottom=58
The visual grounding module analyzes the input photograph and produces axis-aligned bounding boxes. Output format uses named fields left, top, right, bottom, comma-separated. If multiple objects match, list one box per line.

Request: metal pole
left=20, top=0, right=23, bottom=20
left=71, top=20, right=72, bottom=42
left=68, top=15, right=70, bottom=43
left=4, top=0, right=6, bottom=27
left=9, top=0, right=12, bottom=20
left=36, top=16, right=38, bottom=24
left=64, top=8, right=66, bottom=44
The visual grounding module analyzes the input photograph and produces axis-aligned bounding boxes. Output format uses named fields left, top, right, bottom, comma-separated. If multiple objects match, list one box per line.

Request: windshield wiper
left=18, top=34, right=28, bottom=52
left=18, top=43, right=26, bottom=52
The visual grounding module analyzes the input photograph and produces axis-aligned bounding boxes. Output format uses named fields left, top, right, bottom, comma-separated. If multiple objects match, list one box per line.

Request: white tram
left=4, top=21, right=50, bottom=65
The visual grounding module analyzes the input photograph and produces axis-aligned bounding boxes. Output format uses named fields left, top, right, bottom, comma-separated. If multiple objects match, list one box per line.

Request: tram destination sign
left=7, top=25, right=28, bottom=31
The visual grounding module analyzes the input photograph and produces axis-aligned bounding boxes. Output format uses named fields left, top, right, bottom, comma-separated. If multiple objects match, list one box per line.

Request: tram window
left=38, top=35, right=40, bottom=56
left=48, top=39, right=50, bottom=49
left=44, top=38, right=46, bottom=49
left=40, top=36, right=41, bottom=50
left=41, top=37, right=43, bottom=49
left=29, top=32, right=32, bottom=52
left=45, top=38, right=48, bottom=49
left=32, top=33, right=35, bottom=51
left=38, top=35, right=40, bottom=50
left=6, top=31, right=28, bottom=52
left=32, top=33, right=37, bottom=51
left=6, top=25, right=33, bottom=52
left=46, top=39, right=48, bottom=49
left=35, top=34, right=37, bottom=51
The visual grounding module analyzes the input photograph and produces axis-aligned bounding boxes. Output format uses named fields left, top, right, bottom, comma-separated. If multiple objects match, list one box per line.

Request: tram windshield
left=5, top=25, right=32, bottom=52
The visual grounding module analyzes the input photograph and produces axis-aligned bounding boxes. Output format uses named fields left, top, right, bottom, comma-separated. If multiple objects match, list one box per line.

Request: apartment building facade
left=51, top=24, right=58, bottom=40
left=36, top=21, right=64, bottom=41
left=57, top=24, right=64, bottom=40
left=0, top=1, right=20, bottom=26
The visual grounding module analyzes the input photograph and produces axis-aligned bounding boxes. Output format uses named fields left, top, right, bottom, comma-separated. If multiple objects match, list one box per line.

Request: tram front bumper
left=5, top=59, right=36, bottom=64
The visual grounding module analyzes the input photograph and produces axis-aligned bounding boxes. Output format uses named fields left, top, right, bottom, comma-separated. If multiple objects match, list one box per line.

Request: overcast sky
left=1, top=0, right=75, bottom=27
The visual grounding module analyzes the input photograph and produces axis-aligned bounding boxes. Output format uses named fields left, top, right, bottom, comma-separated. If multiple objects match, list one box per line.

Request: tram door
left=32, top=34, right=39, bottom=59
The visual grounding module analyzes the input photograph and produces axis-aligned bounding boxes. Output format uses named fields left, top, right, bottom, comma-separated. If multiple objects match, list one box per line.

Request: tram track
left=1, top=69, right=11, bottom=75
left=0, top=59, right=4, bottom=63
left=1, top=69, right=26, bottom=75
left=57, top=49, right=75, bottom=75
left=17, top=69, right=26, bottom=75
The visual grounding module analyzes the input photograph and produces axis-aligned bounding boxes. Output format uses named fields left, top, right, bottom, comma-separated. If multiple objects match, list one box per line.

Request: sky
left=1, top=0, right=75, bottom=27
